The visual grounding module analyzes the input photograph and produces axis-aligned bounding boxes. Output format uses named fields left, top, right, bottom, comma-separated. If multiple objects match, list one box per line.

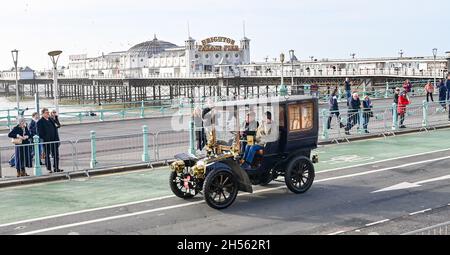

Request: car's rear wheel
left=169, top=171, right=197, bottom=199
left=285, top=157, right=315, bottom=194
left=203, top=170, right=238, bottom=210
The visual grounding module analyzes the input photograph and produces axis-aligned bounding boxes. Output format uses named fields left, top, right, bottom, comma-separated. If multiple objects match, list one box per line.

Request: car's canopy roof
left=211, top=95, right=315, bottom=108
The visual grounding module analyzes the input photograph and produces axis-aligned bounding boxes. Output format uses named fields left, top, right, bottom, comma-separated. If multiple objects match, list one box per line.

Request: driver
left=242, top=111, right=275, bottom=168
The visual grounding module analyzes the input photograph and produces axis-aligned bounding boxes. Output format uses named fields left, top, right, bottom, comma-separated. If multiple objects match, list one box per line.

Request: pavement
left=1, top=128, right=450, bottom=235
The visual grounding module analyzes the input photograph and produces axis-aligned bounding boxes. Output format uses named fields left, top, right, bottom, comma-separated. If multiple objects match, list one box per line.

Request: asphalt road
left=1, top=140, right=449, bottom=235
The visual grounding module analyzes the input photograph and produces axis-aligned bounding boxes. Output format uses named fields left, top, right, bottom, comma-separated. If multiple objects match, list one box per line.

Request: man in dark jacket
left=344, top=78, right=351, bottom=106
left=37, top=108, right=63, bottom=173
left=327, top=89, right=345, bottom=129
left=447, top=75, right=450, bottom=120
left=345, top=93, right=361, bottom=135
left=438, top=79, right=447, bottom=110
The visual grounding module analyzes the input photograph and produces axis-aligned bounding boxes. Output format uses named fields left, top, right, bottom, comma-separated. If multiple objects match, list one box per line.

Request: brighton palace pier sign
left=198, top=37, right=240, bottom=52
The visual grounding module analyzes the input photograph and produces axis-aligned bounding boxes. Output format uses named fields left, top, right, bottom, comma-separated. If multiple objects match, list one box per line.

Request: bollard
left=33, top=135, right=42, bottom=177
left=7, top=109, right=11, bottom=130
left=385, top=82, right=389, bottom=99
left=99, top=109, right=104, bottom=122
left=90, top=131, right=97, bottom=169
left=140, top=100, right=145, bottom=118
left=321, top=109, right=329, bottom=140
left=142, top=125, right=150, bottom=163
left=392, top=103, right=398, bottom=131
left=78, top=112, right=83, bottom=123
left=358, top=109, right=365, bottom=134
left=422, top=100, right=428, bottom=128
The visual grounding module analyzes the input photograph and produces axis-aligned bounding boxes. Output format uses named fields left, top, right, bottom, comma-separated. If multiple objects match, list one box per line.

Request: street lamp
left=309, top=56, right=314, bottom=61
left=289, top=49, right=295, bottom=87
left=350, top=53, right=356, bottom=59
left=279, top=53, right=287, bottom=96
left=48, top=50, right=63, bottom=113
left=432, top=48, right=438, bottom=88
left=399, top=49, right=404, bottom=58
left=11, top=49, right=20, bottom=116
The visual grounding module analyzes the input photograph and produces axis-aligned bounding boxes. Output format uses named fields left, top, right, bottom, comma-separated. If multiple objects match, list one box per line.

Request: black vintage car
left=169, top=96, right=319, bottom=209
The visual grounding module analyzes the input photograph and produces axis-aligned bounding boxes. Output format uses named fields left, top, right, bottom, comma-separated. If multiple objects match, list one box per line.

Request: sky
left=0, top=0, right=449, bottom=70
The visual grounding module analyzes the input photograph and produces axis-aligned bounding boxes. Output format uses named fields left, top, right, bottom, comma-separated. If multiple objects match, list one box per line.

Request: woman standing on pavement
left=398, top=90, right=410, bottom=128
left=424, top=80, right=434, bottom=102
left=8, top=117, right=33, bottom=177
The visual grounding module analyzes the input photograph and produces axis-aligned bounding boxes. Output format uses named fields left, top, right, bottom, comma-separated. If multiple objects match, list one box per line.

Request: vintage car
left=169, top=95, right=319, bottom=209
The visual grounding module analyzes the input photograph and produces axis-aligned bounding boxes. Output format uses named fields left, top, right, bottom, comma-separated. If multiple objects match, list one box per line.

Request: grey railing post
left=321, top=109, right=329, bottom=140
left=90, top=131, right=97, bottom=169
left=358, top=109, right=365, bottom=134
left=33, top=135, right=42, bottom=177
left=392, top=103, right=398, bottom=131
left=7, top=109, right=11, bottom=130
left=142, top=125, right=150, bottom=163
left=422, top=100, right=429, bottom=128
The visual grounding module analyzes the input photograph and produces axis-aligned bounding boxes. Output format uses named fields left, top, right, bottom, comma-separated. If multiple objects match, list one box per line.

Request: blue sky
left=0, top=0, right=448, bottom=70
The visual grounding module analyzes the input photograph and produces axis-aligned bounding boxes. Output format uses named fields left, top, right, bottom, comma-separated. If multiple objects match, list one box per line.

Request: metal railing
left=1, top=98, right=450, bottom=181
left=403, top=221, right=450, bottom=235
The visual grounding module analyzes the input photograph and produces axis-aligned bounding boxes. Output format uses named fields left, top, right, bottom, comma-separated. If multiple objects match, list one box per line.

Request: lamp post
left=279, top=53, right=287, bottom=96
left=399, top=49, right=404, bottom=58
left=309, top=56, right=314, bottom=61
left=433, top=48, right=438, bottom=88
left=289, top=50, right=295, bottom=87
left=350, top=53, right=356, bottom=59
left=11, top=50, right=20, bottom=116
left=48, top=50, right=63, bottom=113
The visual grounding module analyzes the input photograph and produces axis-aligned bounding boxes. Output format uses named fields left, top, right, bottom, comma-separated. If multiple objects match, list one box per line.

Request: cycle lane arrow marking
left=372, top=175, right=450, bottom=193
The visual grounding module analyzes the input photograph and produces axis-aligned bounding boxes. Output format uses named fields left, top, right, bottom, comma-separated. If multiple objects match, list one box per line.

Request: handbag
left=11, top=138, right=22, bottom=145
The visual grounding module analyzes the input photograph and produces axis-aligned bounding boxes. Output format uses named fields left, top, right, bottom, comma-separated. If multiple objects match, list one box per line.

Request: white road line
left=317, top=148, right=450, bottom=174
left=327, top=230, right=346, bottom=235
left=4, top=154, right=450, bottom=232
left=0, top=195, right=175, bottom=228
left=315, top=156, right=450, bottom=183
left=365, top=219, right=390, bottom=227
left=13, top=155, right=450, bottom=235
left=409, top=209, right=432, bottom=216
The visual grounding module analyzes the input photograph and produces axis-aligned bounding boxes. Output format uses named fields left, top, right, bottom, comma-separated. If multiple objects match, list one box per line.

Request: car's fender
left=206, top=160, right=253, bottom=193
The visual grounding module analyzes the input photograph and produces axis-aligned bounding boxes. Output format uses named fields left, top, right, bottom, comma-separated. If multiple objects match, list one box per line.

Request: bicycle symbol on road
left=323, top=155, right=375, bottom=165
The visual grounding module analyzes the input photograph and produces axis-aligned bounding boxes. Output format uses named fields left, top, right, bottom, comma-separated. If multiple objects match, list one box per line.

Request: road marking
left=4, top=153, right=450, bottom=234
left=14, top=155, right=450, bottom=235
left=373, top=175, right=450, bottom=193
left=409, top=209, right=432, bottom=216
left=317, top=148, right=450, bottom=174
left=0, top=195, right=175, bottom=228
left=327, top=230, right=346, bottom=235
left=316, top=156, right=450, bottom=184
left=365, top=219, right=390, bottom=227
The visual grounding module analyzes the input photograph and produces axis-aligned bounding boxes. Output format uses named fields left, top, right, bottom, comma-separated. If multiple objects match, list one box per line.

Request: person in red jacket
left=398, top=90, right=410, bottom=128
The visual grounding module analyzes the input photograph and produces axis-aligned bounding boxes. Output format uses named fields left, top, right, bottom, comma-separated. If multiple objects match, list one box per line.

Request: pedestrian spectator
left=438, top=79, right=447, bottom=110
left=193, top=107, right=205, bottom=151
left=398, top=90, right=410, bottom=128
left=8, top=117, right=32, bottom=177
left=50, top=110, right=61, bottom=129
left=362, top=95, right=373, bottom=134
left=37, top=108, right=63, bottom=173
left=424, top=80, right=434, bottom=102
left=29, top=112, right=44, bottom=165
left=345, top=93, right=361, bottom=135
left=403, top=79, right=412, bottom=94
left=393, top=87, right=401, bottom=104
left=327, top=89, right=345, bottom=129
left=446, top=75, right=450, bottom=103
left=344, top=78, right=352, bottom=106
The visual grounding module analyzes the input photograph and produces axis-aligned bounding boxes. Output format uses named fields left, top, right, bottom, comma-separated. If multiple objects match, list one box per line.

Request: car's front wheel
left=203, top=169, right=238, bottom=210
left=169, top=171, right=197, bottom=199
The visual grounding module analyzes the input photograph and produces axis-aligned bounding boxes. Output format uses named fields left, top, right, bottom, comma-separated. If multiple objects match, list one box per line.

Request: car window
left=288, top=102, right=314, bottom=132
